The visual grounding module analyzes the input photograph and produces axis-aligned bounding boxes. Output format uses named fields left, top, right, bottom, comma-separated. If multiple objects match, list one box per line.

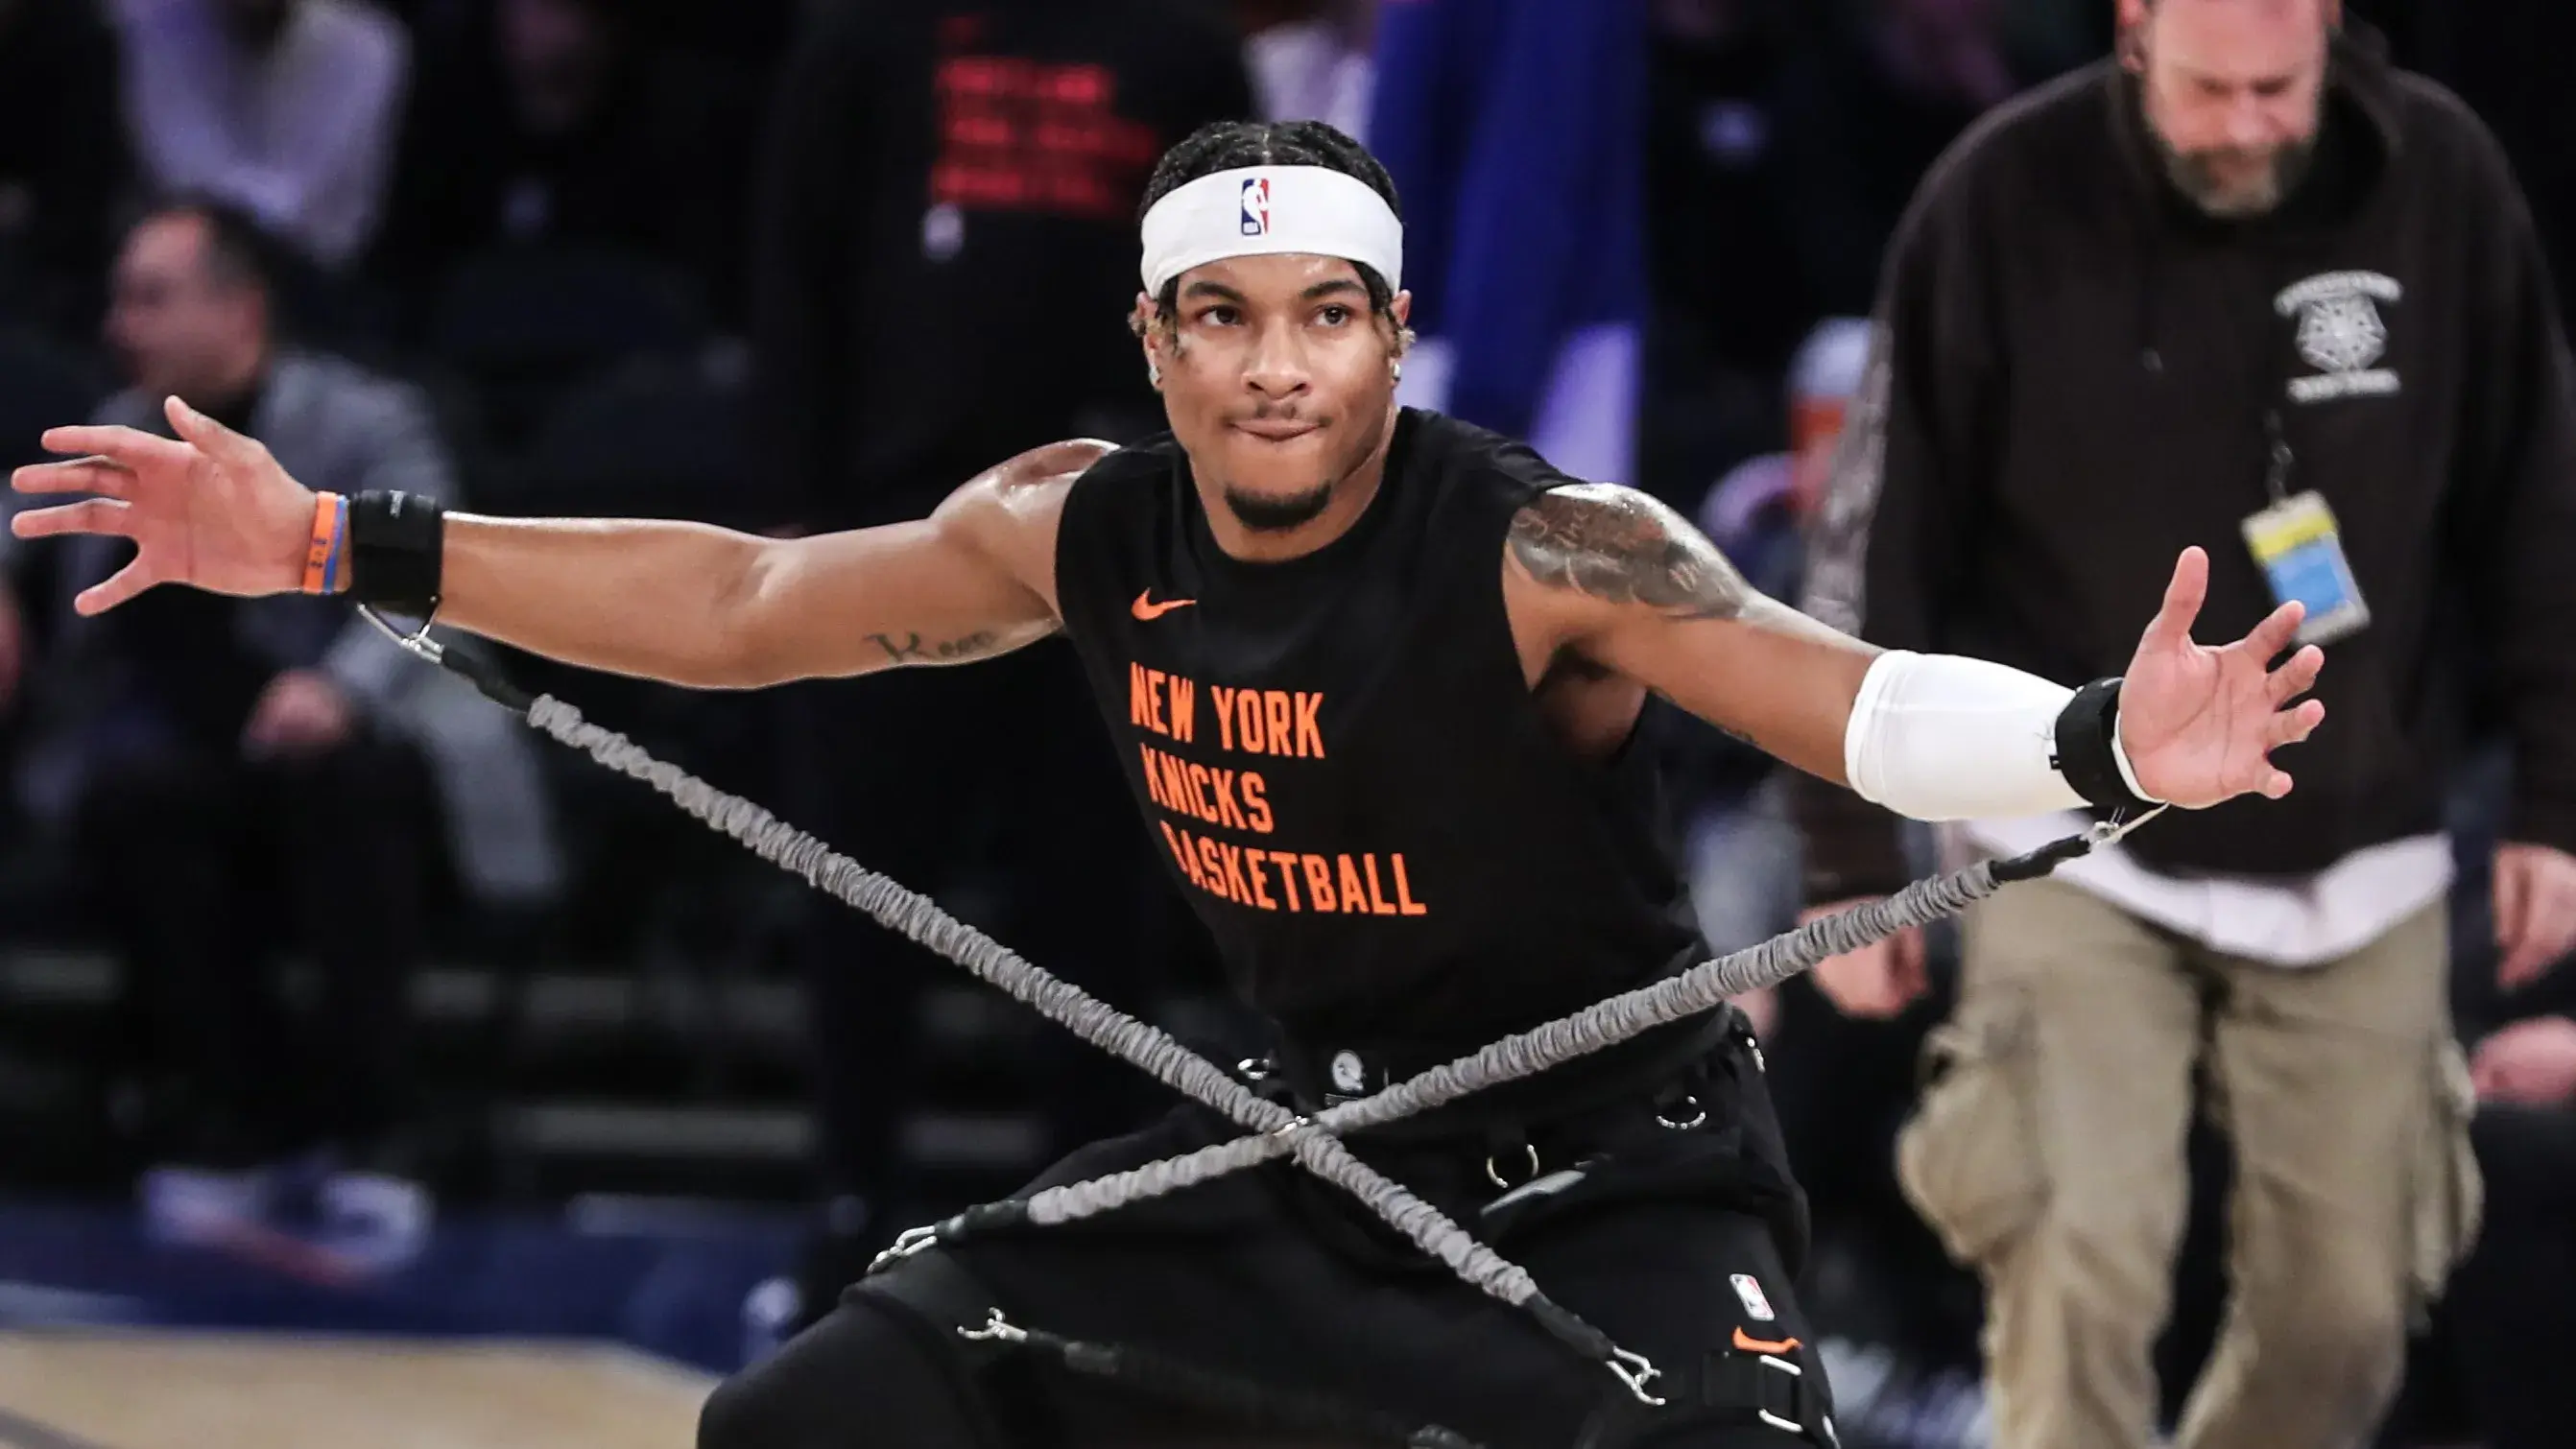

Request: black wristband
left=2051, top=677, right=2155, bottom=813
left=348, top=489, right=443, bottom=616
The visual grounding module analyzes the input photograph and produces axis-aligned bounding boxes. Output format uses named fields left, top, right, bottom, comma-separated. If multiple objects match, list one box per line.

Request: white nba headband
left=1138, top=165, right=1403, bottom=297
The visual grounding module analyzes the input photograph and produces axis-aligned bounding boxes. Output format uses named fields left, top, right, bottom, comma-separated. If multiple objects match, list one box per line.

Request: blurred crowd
left=0, top=0, right=2572, bottom=1446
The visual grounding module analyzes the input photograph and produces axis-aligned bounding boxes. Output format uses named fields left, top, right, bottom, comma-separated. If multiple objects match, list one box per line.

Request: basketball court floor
left=0, top=1330, right=712, bottom=1449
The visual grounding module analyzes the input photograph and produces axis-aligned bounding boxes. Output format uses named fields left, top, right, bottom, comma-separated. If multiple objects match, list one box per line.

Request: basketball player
left=12, top=122, right=2326, bottom=1448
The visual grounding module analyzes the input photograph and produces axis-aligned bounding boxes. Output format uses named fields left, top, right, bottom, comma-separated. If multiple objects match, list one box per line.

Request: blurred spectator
left=1663, top=311, right=1990, bottom=1374
left=1797, top=4, right=2576, bottom=1447
left=6, top=200, right=452, bottom=1260
left=0, top=0, right=131, bottom=340
left=1772, top=0, right=2025, bottom=317
left=372, top=0, right=758, bottom=328
left=1238, top=0, right=1374, bottom=134
left=1682, top=315, right=1871, bottom=974
left=751, top=0, right=1253, bottom=1320
left=1372, top=0, right=1648, bottom=487
left=109, top=0, right=410, bottom=270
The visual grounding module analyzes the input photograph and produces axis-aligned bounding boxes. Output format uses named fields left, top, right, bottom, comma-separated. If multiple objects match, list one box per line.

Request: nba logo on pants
left=1240, top=177, right=1271, bottom=235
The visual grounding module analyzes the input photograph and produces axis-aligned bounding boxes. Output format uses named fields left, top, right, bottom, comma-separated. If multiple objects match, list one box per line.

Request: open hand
left=9, top=396, right=314, bottom=615
left=2115, top=547, right=2326, bottom=809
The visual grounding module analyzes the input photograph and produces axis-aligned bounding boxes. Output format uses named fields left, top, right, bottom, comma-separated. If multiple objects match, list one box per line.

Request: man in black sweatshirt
left=1793, top=2, right=2576, bottom=1446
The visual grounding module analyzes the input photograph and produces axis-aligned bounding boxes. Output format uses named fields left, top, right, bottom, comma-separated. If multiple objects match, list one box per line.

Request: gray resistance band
left=368, top=611, right=2156, bottom=1411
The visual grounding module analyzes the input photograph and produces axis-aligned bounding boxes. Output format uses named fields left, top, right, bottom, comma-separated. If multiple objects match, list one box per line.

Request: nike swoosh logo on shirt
left=1132, top=590, right=1198, bottom=621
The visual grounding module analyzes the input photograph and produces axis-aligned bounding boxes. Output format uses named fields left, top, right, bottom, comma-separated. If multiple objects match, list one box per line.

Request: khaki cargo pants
left=1896, top=878, right=2483, bottom=1449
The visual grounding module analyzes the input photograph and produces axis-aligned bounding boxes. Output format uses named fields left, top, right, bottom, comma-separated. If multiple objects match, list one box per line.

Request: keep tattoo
left=871, top=630, right=1003, bottom=665
left=1508, top=484, right=1754, bottom=621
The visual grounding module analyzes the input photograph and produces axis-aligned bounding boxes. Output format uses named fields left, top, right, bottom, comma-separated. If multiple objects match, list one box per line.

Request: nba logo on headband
left=1140, top=165, right=1400, bottom=295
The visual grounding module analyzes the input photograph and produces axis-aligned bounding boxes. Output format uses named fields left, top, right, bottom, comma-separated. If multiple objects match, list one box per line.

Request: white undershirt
left=1954, top=814, right=2452, bottom=967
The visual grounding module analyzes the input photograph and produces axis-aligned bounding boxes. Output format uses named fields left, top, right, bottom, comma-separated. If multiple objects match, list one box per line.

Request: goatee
left=1224, top=481, right=1336, bottom=534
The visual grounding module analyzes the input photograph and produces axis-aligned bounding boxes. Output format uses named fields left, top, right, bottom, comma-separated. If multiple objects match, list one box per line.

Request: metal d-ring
left=1753, top=1353, right=1804, bottom=1434
left=1608, top=1346, right=1666, bottom=1406
left=957, top=1308, right=1027, bottom=1344
left=867, top=1223, right=941, bottom=1274
left=1485, top=1142, right=1541, bottom=1189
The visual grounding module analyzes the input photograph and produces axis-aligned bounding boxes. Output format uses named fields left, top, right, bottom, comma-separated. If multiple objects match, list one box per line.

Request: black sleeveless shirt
left=1054, top=408, right=1706, bottom=1051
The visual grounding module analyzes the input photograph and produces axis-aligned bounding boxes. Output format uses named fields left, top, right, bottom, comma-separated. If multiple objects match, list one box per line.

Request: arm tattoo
left=1508, top=483, right=1754, bottom=621
left=870, top=629, right=1005, bottom=666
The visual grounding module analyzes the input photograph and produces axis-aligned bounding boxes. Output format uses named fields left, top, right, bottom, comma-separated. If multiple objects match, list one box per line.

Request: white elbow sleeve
left=1843, top=651, right=2153, bottom=821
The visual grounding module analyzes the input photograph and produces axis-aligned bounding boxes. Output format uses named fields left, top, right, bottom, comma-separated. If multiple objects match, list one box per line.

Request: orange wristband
left=302, top=491, right=343, bottom=594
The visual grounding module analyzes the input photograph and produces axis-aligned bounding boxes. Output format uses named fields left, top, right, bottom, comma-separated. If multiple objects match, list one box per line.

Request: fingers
left=38, top=424, right=189, bottom=474
left=11, top=498, right=134, bottom=541
left=2240, top=694, right=2326, bottom=802
left=2263, top=698, right=2326, bottom=749
left=2495, top=854, right=2541, bottom=987
left=2500, top=861, right=2576, bottom=989
left=2470, top=1055, right=2503, bottom=1099
left=12, top=457, right=133, bottom=498
left=2266, top=644, right=2325, bottom=705
left=2244, top=597, right=2310, bottom=660
left=73, top=559, right=156, bottom=616
left=166, top=393, right=267, bottom=466
left=2140, top=546, right=2210, bottom=652
left=2529, top=878, right=2576, bottom=985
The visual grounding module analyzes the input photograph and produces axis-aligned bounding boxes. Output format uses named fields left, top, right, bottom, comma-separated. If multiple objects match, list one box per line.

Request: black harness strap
left=860, top=1251, right=1485, bottom=1449
left=1570, top=1340, right=1840, bottom=1449
left=962, top=1309, right=1485, bottom=1449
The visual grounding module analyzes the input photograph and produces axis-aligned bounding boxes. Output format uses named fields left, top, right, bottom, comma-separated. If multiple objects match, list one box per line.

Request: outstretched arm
left=10, top=395, right=1101, bottom=691
left=1504, top=483, right=2327, bottom=817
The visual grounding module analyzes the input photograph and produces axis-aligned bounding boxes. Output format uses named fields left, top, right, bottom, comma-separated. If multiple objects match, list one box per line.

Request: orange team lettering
left=1266, top=851, right=1305, bottom=911
left=1143, top=669, right=1169, bottom=733
left=1215, top=842, right=1254, bottom=905
left=1294, top=692, right=1325, bottom=758
left=1209, top=686, right=1238, bottom=750
left=1196, top=837, right=1231, bottom=902
left=1167, top=676, right=1197, bottom=744
left=1392, top=854, right=1428, bottom=915
left=1240, top=773, right=1273, bottom=833
left=1240, top=850, right=1279, bottom=911
left=1157, top=752, right=1194, bottom=817
left=1362, top=854, right=1397, bottom=915
left=1207, top=768, right=1251, bottom=831
left=1264, top=692, right=1294, bottom=757
left=1336, top=854, right=1370, bottom=911
left=1236, top=691, right=1268, bottom=754
left=1138, top=744, right=1171, bottom=810
left=1185, top=762, right=1219, bottom=820
left=1302, top=855, right=1339, bottom=913
left=1129, top=663, right=1157, bottom=731
left=1161, top=822, right=1207, bottom=890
